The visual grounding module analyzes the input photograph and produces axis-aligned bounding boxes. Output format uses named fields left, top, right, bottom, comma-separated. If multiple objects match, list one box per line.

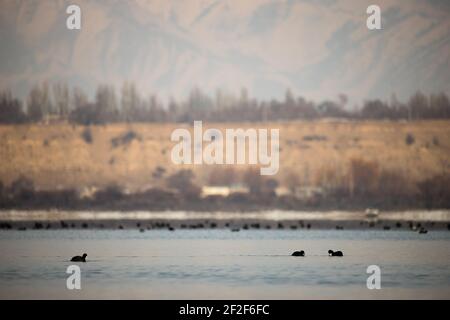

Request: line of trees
left=2, top=164, right=450, bottom=210
left=1, top=82, right=450, bottom=124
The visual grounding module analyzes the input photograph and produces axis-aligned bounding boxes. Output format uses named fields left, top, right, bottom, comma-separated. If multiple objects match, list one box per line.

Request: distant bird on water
left=70, top=253, right=87, bottom=262
left=328, top=250, right=343, bottom=257
left=291, top=250, right=305, bottom=256
left=418, top=227, right=428, bottom=234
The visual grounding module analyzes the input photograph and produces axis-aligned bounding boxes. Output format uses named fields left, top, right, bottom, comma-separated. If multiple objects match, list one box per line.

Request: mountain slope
left=0, top=0, right=449, bottom=106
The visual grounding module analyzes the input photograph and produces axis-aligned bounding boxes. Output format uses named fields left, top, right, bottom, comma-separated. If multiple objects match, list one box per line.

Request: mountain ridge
left=0, top=0, right=449, bottom=107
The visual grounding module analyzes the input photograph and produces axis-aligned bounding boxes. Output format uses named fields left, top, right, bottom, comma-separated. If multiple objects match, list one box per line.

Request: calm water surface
left=0, top=229, right=449, bottom=299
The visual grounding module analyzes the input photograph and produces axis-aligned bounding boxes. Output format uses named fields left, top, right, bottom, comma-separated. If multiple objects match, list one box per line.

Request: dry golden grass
left=0, top=120, right=449, bottom=190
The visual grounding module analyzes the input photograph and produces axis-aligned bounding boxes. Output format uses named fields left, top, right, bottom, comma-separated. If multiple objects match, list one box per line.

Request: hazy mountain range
left=0, top=0, right=449, bottom=107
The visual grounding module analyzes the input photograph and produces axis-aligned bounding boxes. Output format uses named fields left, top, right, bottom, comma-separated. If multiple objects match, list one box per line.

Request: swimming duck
left=328, top=250, right=343, bottom=257
left=418, top=228, right=428, bottom=234
left=70, top=253, right=87, bottom=262
left=291, top=250, right=305, bottom=256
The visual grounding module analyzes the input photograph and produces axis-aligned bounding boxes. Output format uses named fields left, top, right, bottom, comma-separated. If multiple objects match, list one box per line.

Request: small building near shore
left=78, top=186, right=98, bottom=199
left=201, top=185, right=249, bottom=198
left=293, top=186, right=324, bottom=200
left=275, top=187, right=291, bottom=197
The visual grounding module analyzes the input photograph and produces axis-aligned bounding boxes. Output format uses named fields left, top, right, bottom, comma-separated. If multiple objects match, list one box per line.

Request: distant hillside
left=0, top=120, right=449, bottom=191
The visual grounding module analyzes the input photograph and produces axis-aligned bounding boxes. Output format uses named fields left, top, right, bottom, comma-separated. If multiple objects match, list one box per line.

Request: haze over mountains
left=0, top=0, right=449, bottom=107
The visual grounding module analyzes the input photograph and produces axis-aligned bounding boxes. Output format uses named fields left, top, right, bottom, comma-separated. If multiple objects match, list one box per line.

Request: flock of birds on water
left=70, top=249, right=344, bottom=262
left=4, top=220, right=432, bottom=234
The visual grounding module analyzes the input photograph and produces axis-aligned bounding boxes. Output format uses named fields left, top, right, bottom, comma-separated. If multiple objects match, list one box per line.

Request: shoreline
left=1, top=209, right=449, bottom=231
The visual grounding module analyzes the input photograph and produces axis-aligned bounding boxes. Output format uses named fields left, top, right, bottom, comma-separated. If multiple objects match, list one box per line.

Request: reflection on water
left=0, top=229, right=449, bottom=299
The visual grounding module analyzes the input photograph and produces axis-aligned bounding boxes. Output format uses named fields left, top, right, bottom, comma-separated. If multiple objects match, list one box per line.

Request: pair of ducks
left=291, top=250, right=343, bottom=257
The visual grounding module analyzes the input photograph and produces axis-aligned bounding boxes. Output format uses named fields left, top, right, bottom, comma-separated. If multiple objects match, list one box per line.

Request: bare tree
left=52, top=82, right=70, bottom=117
left=121, top=81, right=141, bottom=121
left=72, top=86, right=88, bottom=110
left=0, top=90, right=26, bottom=123
left=95, top=85, right=118, bottom=123
left=27, top=83, right=52, bottom=122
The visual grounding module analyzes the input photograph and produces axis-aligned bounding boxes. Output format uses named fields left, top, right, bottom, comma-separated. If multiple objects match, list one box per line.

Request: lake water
left=0, top=229, right=449, bottom=299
